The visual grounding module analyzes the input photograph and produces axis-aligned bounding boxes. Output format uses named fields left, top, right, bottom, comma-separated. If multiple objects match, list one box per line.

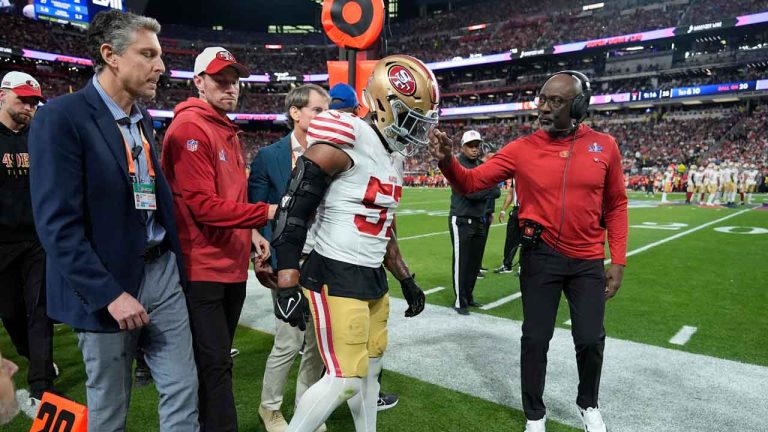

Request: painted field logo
left=388, top=65, right=416, bottom=96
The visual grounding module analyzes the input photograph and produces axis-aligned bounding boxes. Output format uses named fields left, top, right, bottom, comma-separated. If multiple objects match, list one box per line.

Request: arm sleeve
left=603, top=138, right=629, bottom=266
left=439, top=140, right=518, bottom=195
left=28, top=105, right=124, bottom=313
left=166, top=122, right=268, bottom=229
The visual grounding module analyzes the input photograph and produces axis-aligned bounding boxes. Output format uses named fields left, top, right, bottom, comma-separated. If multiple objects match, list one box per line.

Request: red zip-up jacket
left=162, top=98, right=268, bottom=282
left=439, top=124, right=628, bottom=265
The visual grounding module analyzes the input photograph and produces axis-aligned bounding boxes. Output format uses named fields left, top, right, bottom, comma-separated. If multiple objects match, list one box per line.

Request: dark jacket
left=28, top=82, right=185, bottom=332
left=247, top=133, right=292, bottom=268
left=449, top=153, right=498, bottom=218
left=0, top=122, right=36, bottom=242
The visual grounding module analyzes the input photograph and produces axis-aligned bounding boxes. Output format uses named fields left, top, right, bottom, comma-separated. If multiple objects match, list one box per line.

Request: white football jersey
left=306, top=110, right=403, bottom=268
left=664, top=171, right=674, bottom=184
left=747, top=169, right=759, bottom=185
left=704, top=168, right=718, bottom=185
left=720, top=167, right=730, bottom=183
left=692, top=171, right=705, bottom=186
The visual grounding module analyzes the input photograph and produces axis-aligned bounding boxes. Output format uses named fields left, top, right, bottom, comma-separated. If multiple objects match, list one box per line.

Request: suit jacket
left=247, top=133, right=292, bottom=267
left=28, top=82, right=184, bottom=332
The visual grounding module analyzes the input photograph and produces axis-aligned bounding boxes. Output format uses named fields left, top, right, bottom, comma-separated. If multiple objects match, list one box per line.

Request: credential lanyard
left=122, top=125, right=155, bottom=182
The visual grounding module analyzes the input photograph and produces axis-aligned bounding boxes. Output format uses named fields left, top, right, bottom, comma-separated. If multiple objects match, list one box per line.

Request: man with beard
left=0, top=71, right=58, bottom=410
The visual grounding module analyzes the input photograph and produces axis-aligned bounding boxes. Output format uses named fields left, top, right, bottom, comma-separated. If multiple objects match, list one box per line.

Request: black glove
left=400, top=274, right=425, bottom=318
left=274, top=285, right=309, bottom=331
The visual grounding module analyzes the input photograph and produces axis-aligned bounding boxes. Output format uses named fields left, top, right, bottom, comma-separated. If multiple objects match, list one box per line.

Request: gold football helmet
left=363, top=54, right=440, bottom=155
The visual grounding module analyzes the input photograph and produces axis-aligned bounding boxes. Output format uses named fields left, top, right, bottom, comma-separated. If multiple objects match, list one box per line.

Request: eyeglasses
left=534, top=95, right=574, bottom=110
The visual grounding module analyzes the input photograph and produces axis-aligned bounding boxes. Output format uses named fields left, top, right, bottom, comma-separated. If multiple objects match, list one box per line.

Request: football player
left=271, top=55, right=436, bottom=432
left=661, top=165, right=674, bottom=203
left=694, top=165, right=706, bottom=205
left=704, top=163, right=719, bottom=206
left=685, top=164, right=697, bottom=204
left=745, top=163, right=759, bottom=204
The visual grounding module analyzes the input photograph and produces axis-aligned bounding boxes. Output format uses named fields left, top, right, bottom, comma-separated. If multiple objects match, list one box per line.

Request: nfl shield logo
left=588, top=143, right=603, bottom=153
left=219, top=149, right=227, bottom=162
left=186, top=139, right=198, bottom=152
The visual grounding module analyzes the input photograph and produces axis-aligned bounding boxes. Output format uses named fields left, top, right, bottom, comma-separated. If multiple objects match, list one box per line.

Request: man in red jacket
left=430, top=71, right=627, bottom=432
left=162, top=47, right=275, bottom=432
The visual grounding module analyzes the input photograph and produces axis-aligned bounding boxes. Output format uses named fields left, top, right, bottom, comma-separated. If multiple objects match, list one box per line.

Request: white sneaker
left=15, top=389, right=40, bottom=419
left=578, top=406, right=606, bottom=432
left=524, top=416, right=546, bottom=432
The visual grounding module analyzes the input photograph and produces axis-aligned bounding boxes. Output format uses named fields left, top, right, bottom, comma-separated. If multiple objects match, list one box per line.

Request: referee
left=448, top=130, right=500, bottom=315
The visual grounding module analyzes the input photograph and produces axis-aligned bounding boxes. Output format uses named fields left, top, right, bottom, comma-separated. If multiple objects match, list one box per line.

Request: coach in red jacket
left=162, top=47, right=275, bottom=432
left=430, top=71, right=627, bottom=432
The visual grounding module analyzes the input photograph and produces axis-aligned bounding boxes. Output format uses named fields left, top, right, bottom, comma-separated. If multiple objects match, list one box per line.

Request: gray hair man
left=28, top=10, right=199, bottom=432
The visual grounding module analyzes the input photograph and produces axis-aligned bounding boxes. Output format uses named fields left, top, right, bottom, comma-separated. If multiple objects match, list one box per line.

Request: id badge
left=133, top=182, right=157, bottom=210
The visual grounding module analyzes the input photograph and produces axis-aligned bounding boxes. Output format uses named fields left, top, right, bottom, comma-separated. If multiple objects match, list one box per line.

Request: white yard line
left=400, top=223, right=504, bottom=241
left=423, top=286, right=446, bottom=295
left=669, top=326, right=698, bottom=346
left=564, top=319, right=572, bottom=326
left=480, top=292, right=522, bottom=310
left=604, top=207, right=753, bottom=264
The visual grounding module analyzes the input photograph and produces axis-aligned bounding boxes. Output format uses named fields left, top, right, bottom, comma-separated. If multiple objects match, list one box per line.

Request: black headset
left=550, top=70, right=592, bottom=122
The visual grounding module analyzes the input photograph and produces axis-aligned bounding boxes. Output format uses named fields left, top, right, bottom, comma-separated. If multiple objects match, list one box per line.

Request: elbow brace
left=273, top=156, right=332, bottom=270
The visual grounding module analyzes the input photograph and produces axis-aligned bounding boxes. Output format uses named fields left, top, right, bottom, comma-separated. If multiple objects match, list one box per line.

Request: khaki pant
left=260, top=290, right=325, bottom=411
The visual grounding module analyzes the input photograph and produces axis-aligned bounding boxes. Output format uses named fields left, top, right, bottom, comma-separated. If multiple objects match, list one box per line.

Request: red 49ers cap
left=1, top=71, right=46, bottom=102
left=193, top=47, right=250, bottom=78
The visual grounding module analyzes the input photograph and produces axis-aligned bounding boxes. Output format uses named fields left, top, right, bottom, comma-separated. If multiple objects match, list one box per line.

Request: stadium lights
left=625, top=46, right=644, bottom=51
left=265, top=44, right=283, bottom=50
left=583, top=2, right=605, bottom=11
left=467, top=24, right=487, bottom=31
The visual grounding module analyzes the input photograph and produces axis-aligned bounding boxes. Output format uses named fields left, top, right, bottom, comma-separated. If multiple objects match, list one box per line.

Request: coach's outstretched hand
left=274, top=286, right=309, bottom=330
left=400, top=275, right=425, bottom=317
left=429, top=128, right=454, bottom=164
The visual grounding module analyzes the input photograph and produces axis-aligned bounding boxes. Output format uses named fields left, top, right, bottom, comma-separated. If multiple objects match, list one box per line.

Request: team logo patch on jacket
left=186, top=139, right=198, bottom=152
left=588, top=143, right=603, bottom=153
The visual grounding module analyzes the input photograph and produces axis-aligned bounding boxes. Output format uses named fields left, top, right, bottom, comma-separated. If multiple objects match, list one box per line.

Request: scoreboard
left=34, top=0, right=125, bottom=28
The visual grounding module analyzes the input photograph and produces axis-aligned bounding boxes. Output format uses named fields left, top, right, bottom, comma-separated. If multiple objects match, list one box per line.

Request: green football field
left=1, top=188, right=766, bottom=431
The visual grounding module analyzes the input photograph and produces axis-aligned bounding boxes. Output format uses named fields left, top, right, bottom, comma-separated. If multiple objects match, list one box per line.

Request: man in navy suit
left=248, top=84, right=329, bottom=432
left=28, top=10, right=198, bottom=432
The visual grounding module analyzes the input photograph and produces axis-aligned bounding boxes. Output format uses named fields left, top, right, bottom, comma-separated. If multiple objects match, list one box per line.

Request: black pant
left=519, top=242, right=605, bottom=420
left=477, top=213, right=493, bottom=271
left=0, top=241, right=55, bottom=397
left=502, top=208, right=522, bottom=268
left=186, top=281, right=247, bottom=432
left=448, top=216, right=486, bottom=309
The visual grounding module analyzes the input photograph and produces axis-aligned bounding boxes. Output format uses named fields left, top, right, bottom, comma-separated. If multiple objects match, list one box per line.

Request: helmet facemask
left=382, top=97, right=439, bottom=156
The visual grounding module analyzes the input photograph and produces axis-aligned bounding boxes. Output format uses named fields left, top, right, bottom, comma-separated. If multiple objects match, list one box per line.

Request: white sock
left=287, top=374, right=362, bottom=432
left=707, top=194, right=715, bottom=205
left=747, top=193, right=752, bottom=203
left=347, top=357, right=383, bottom=432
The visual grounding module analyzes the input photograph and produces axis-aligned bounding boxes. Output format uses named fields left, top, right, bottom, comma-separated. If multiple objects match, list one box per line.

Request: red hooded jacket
left=162, top=98, right=268, bottom=282
left=439, top=124, right=628, bottom=265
